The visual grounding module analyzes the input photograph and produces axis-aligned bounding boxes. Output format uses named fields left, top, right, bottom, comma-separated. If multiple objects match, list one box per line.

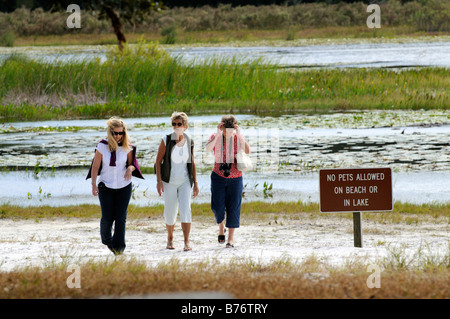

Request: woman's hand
left=217, top=122, right=224, bottom=132
left=124, top=166, right=134, bottom=181
left=156, top=181, right=164, bottom=196
left=92, top=184, right=99, bottom=196
left=234, top=124, right=241, bottom=135
left=193, top=182, right=199, bottom=198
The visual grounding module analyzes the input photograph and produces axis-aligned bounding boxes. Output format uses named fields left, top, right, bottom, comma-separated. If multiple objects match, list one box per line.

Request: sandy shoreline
left=1, top=215, right=448, bottom=272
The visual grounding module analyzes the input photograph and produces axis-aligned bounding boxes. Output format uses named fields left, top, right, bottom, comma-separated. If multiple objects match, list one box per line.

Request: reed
left=0, top=42, right=449, bottom=122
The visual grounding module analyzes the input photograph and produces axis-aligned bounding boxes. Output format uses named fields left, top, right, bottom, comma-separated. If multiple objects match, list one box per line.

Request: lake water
left=1, top=40, right=449, bottom=68
left=1, top=39, right=449, bottom=207
left=1, top=168, right=450, bottom=207
left=1, top=111, right=449, bottom=207
left=170, top=41, right=450, bottom=68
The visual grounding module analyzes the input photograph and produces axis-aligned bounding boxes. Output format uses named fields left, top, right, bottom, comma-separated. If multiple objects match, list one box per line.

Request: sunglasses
left=112, top=131, right=125, bottom=136
left=172, top=122, right=183, bottom=127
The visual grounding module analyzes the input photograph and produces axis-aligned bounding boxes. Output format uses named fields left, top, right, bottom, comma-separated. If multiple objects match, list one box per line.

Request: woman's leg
left=178, top=179, right=192, bottom=250
left=227, top=227, right=236, bottom=246
left=181, top=223, right=191, bottom=251
left=224, top=176, right=243, bottom=246
left=211, top=172, right=226, bottom=224
left=211, top=172, right=227, bottom=243
left=218, top=220, right=226, bottom=236
left=163, top=182, right=178, bottom=249
left=166, top=224, right=175, bottom=249
left=98, top=183, right=114, bottom=250
left=111, top=183, right=132, bottom=254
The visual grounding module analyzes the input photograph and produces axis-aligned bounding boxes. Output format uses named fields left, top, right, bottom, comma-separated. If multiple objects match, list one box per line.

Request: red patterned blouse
left=208, top=133, right=246, bottom=178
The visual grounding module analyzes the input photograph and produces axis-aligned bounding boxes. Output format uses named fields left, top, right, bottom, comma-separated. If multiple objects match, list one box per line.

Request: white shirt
left=96, top=141, right=131, bottom=189
left=162, top=135, right=189, bottom=184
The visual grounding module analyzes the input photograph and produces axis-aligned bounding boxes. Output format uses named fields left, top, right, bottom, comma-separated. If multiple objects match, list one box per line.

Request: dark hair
left=221, top=115, right=237, bottom=128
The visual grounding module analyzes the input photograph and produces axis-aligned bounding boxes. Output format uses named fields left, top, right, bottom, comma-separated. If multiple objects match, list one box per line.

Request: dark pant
left=210, top=171, right=243, bottom=228
left=98, top=182, right=132, bottom=253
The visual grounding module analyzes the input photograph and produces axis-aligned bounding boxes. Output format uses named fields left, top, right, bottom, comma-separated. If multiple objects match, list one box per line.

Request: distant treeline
left=0, top=0, right=421, bottom=12
left=0, top=0, right=447, bottom=37
left=162, top=0, right=417, bottom=8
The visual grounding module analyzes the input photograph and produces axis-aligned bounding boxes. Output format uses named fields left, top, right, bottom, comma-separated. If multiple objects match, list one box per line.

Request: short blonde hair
left=106, top=117, right=131, bottom=152
left=171, top=112, right=189, bottom=127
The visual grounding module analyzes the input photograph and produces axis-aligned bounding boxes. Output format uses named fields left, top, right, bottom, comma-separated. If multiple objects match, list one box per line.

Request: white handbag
left=236, top=150, right=253, bottom=172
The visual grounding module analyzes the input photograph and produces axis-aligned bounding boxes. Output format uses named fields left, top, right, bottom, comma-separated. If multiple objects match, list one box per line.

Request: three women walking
left=89, top=113, right=250, bottom=254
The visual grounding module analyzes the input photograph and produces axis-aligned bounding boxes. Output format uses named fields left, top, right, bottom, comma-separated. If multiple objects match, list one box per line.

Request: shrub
left=0, top=31, right=15, bottom=47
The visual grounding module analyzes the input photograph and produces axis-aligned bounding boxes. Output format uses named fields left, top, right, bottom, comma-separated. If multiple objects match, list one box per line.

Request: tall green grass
left=0, top=42, right=448, bottom=122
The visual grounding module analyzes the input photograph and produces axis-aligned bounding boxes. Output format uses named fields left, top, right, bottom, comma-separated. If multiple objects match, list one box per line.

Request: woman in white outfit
left=155, top=112, right=199, bottom=251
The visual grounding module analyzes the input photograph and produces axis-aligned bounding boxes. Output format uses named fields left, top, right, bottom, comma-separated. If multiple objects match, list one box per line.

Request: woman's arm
left=155, top=139, right=166, bottom=196
left=91, top=150, right=102, bottom=196
left=205, top=122, right=224, bottom=152
left=242, top=138, right=250, bottom=154
left=125, top=150, right=136, bottom=181
left=235, top=125, right=250, bottom=154
left=205, top=133, right=218, bottom=152
left=192, top=148, right=199, bottom=198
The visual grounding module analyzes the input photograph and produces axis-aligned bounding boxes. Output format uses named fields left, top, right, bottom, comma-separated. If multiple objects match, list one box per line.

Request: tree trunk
left=102, top=5, right=126, bottom=50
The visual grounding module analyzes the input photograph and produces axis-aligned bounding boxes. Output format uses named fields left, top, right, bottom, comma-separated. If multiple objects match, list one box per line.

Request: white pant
left=163, top=179, right=192, bottom=225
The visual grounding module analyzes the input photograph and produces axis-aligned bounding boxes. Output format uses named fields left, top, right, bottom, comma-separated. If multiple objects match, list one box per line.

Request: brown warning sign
left=319, top=168, right=393, bottom=213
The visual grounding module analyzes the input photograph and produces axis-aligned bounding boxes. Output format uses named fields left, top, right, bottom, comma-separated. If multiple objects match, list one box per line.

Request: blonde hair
left=106, top=117, right=131, bottom=152
left=170, top=111, right=189, bottom=127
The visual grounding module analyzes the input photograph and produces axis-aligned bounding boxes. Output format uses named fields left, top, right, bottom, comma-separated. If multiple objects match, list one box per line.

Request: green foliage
left=0, top=31, right=15, bottom=47
left=105, top=39, right=172, bottom=63
left=160, top=25, right=177, bottom=44
left=0, top=1, right=448, bottom=37
left=0, top=41, right=448, bottom=122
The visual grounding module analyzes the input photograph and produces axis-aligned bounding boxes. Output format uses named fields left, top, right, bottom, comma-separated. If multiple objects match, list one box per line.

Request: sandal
left=218, top=227, right=226, bottom=244
left=184, top=243, right=192, bottom=251
left=226, top=243, right=234, bottom=248
left=166, top=241, right=175, bottom=250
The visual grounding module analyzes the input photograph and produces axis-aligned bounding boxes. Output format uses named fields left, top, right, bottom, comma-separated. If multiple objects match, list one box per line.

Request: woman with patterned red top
left=206, top=115, right=250, bottom=248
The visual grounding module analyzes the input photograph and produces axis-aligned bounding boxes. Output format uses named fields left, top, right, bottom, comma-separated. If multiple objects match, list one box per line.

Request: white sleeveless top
left=96, top=141, right=131, bottom=189
left=162, top=135, right=189, bottom=184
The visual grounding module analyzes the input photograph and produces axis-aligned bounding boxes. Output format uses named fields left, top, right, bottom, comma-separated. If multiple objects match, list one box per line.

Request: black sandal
left=226, top=243, right=234, bottom=248
left=218, top=235, right=225, bottom=244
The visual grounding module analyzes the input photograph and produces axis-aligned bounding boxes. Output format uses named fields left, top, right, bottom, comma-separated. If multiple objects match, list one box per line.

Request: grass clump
left=0, top=201, right=448, bottom=224
left=0, top=254, right=448, bottom=299
left=0, top=31, right=15, bottom=47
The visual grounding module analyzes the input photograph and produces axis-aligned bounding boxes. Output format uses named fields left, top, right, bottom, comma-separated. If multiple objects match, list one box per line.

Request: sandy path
left=0, top=216, right=448, bottom=272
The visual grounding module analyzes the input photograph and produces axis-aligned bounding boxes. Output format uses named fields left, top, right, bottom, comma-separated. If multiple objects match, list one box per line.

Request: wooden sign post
left=353, top=212, right=362, bottom=248
left=319, top=168, right=393, bottom=247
